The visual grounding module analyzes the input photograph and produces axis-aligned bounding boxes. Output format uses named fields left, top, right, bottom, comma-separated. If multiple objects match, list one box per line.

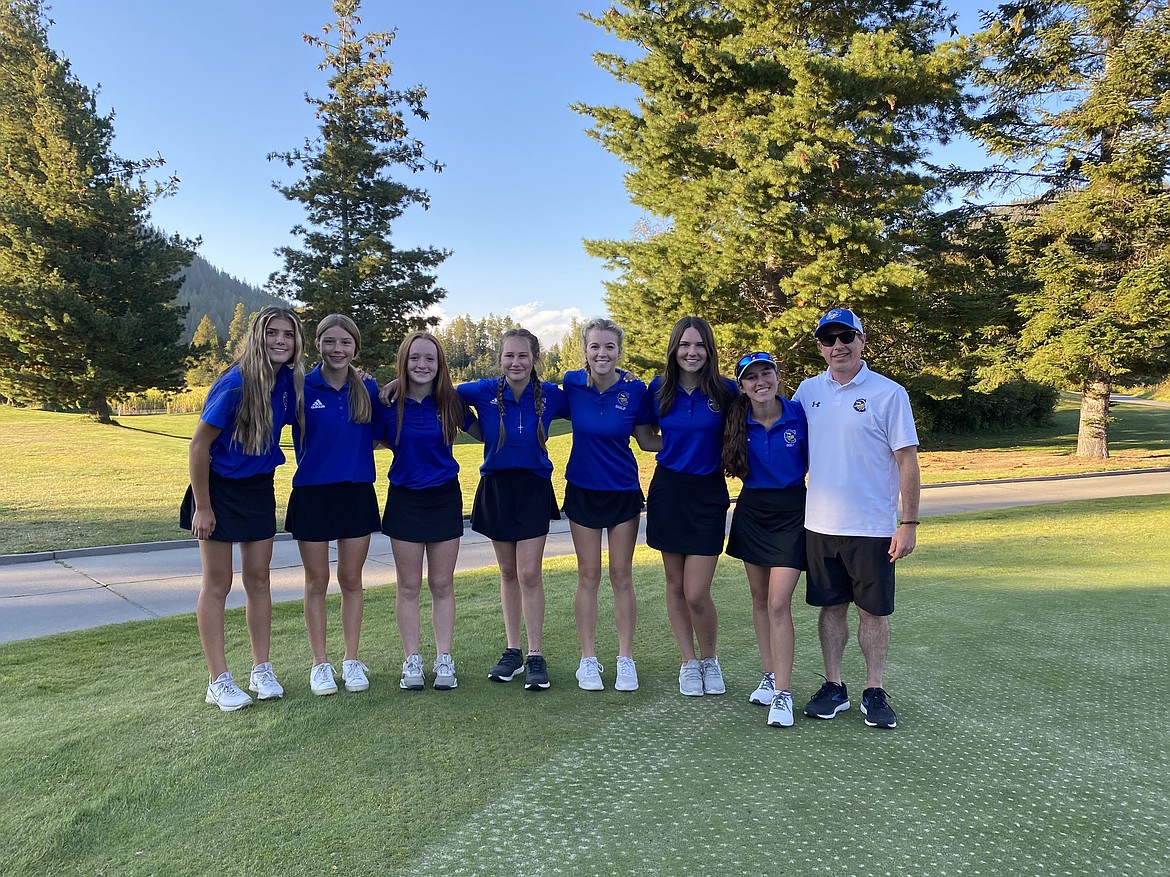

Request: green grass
left=4, top=399, right=1170, bottom=553
left=1, top=496, right=1167, bottom=875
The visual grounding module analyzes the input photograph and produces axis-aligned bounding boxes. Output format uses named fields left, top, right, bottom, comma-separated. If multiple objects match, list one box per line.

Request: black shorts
left=725, top=486, right=806, bottom=569
left=180, top=470, right=277, bottom=543
left=382, top=477, right=465, bottom=543
left=562, top=482, right=644, bottom=530
left=285, top=482, right=380, bottom=542
left=471, top=469, right=560, bottom=542
left=645, top=465, right=729, bottom=556
left=805, top=531, right=896, bottom=616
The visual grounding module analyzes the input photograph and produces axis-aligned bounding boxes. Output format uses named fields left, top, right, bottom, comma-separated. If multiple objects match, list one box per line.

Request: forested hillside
left=176, top=254, right=287, bottom=342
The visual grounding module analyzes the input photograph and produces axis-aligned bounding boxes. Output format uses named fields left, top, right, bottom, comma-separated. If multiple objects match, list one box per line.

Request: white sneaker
left=248, top=662, right=285, bottom=700
left=575, top=656, right=604, bottom=691
left=615, top=656, right=639, bottom=692
left=205, top=671, right=253, bottom=711
left=700, top=656, right=726, bottom=695
left=748, top=671, right=775, bottom=705
left=679, top=659, right=704, bottom=696
left=310, top=662, right=338, bottom=696
left=400, top=653, right=425, bottom=690
left=768, top=690, right=795, bottom=727
left=342, top=659, right=370, bottom=692
left=433, top=653, right=458, bottom=690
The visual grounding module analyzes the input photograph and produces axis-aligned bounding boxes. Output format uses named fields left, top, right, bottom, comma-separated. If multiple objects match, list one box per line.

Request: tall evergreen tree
left=576, top=0, right=974, bottom=383
left=0, top=0, right=194, bottom=421
left=226, top=302, right=250, bottom=357
left=268, top=0, right=448, bottom=368
left=972, top=0, right=1170, bottom=458
left=185, top=314, right=228, bottom=387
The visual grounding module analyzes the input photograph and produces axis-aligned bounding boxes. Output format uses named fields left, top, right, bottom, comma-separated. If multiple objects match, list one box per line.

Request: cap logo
left=853, top=398, right=867, bottom=412
left=827, top=309, right=844, bottom=321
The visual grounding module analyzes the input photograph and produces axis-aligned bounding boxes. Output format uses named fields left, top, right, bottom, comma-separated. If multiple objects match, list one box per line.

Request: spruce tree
left=576, top=1, right=974, bottom=384
left=972, top=0, right=1170, bottom=458
left=0, top=0, right=193, bottom=422
left=268, top=0, right=448, bottom=370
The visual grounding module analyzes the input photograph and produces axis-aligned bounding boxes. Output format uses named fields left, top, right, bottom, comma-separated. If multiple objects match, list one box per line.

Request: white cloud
left=508, top=301, right=587, bottom=349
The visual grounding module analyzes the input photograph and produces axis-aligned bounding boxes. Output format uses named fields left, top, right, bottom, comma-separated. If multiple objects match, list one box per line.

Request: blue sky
left=44, top=1, right=987, bottom=347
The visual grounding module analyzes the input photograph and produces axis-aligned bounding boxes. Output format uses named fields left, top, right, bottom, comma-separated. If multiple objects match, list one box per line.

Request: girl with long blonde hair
left=182, top=306, right=305, bottom=711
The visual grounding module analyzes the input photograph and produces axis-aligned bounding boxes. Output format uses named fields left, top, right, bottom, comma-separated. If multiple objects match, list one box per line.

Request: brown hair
left=495, top=327, right=546, bottom=450
left=315, top=314, right=371, bottom=424
left=394, top=331, right=466, bottom=445
left=655, top=316, right=732, bottom=416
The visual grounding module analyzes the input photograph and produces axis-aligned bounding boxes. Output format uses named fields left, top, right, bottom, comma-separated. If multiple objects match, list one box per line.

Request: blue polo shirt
left=374, top=395, right=476, bottom=490
left=563, top=369, right=651, bottom=492
left=642, top=376, right=737, bottom=476
left=202, top=364, right=296, bottom=479
left=457, top=378, right=566, bottom=478
left=291, top=365, right=379, bottom=486
left=741, top=397, right=808, bottom=490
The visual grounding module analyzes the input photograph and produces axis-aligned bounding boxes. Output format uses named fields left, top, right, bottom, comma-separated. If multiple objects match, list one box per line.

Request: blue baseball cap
left=815, top=308, right=864, bottom=338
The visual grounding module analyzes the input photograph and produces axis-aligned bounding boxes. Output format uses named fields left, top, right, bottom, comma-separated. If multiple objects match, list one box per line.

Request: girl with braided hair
left=722, top=351, right=808, bottom=728
left=457, top=327, right=567, bottom=690
left=182, top=306, right=305, bottom=711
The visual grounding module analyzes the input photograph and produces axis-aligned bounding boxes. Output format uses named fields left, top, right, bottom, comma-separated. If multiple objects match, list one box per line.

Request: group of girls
left=186, top=308, right=808, bottom=729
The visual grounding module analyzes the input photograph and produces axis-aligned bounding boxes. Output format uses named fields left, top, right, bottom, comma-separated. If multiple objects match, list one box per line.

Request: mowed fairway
left=2, top=497, right=1167, bottom=876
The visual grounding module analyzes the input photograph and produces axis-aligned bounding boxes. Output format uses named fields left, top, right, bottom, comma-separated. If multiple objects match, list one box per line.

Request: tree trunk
left=1076, top=373, right=1110, bottom=459
left=87, top=397, right=113, bottom=424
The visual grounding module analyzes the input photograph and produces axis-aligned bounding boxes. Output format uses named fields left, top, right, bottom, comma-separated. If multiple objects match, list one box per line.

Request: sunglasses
left=735, top=351, right=775, bottom=379
left=817, top=330, right=858, bottom=347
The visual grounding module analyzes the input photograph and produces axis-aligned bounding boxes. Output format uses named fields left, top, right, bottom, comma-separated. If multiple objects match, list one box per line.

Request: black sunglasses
left=817, top=330, right=858, bottom=347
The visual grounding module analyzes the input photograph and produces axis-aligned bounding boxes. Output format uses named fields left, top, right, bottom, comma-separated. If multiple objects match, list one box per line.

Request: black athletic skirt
left=471, top=469, right=560, bottom=542
left=285, top=481, right=380, bottom=542
left=382, top=477, right=465, bottom=543
left=645, top=465, right=729, bottom=556
left=562, top=482, right=644, bottom=530
left=725, top=486, right=807, bottom=569
left=180, top=470, right=277, bottom=543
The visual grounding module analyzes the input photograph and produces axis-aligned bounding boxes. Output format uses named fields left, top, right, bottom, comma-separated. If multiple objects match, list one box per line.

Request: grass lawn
left=4, top=398, right=1170, bottom=555
left=1, top=496, right=1167, bottom=876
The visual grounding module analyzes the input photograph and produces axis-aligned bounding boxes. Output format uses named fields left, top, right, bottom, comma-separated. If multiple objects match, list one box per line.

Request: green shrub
left=912, top=379, right=1059, bottom=434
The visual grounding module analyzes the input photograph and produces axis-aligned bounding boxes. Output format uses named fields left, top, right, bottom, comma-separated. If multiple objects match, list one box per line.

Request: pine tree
left=226, top=302, right=250, bottom=357
left=185, top=314, right=228, bottom=387
left=576, top=1, right=974, bottom=383
left=972, top=0, right=1170, bottom=458
left=268, top=0, right=448, bottom=369
left=0, top=0, right=193, bottom=422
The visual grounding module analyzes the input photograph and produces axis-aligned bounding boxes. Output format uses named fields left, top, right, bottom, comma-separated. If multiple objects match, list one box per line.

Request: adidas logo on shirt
left=310, top=399, right=326, bottom=410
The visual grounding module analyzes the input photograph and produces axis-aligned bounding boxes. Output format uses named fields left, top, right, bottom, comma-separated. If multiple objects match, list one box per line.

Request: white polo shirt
left=794, top=362, right=919, bottom=537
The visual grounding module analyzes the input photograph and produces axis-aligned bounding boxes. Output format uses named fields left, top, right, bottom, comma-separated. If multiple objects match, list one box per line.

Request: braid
left=722, top=395, right=752, bottom=479
left=495, top=377, right=507, bottom=450
left=532, top=376, right=547, bottom=450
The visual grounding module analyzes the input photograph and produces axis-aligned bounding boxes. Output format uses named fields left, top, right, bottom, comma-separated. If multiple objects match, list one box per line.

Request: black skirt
left=471, top=469, right=560, bottom=542
left=382, top=477, right=465, bottom=543
left=562, top=482, right=644, bottom=530
left=725, top=486, right=807, bottom=569
left=645, top=465, right=729, bottom=556
left=285, top=482, right=380, bottom=542
left=180, top=470, right=277, bottom=543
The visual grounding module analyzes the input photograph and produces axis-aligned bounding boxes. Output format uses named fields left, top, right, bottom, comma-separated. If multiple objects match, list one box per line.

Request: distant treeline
left=176, top=254, right=287, bottom=343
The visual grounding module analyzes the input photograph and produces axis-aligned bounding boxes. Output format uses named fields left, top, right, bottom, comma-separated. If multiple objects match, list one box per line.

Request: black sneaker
left=524, top=654, right=550, bottom=691
left=861, top=687, right=897, bottom=728
left=488, top=648, right=524, bottom=682
left=803, top=676, right=850, bottom=719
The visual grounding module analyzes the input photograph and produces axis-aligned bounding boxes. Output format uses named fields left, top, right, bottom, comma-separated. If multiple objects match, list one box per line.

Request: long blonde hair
left=315, top=314, right=371, bottom=424
left=580, top=316, right=624, bottom=388
left=394, top=330, right=465, bottom=445
left=230, top=306, right=305, bottom=455
left=495, top=327, right=546, bottom=450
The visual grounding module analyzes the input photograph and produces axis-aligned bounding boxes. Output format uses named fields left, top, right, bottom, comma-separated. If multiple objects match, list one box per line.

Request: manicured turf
left=2, top=497, right=1167, bottom=876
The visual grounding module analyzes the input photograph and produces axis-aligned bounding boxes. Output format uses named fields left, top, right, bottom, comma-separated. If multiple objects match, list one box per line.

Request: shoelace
left=404, top=656, right=423, bottom=675
left=254, top=668, right=277, bottom=686
left=760, top=673, right=775, bottom=691
left=772, top=691, right=793, bottom=708
left=435, top=656, right=454, bottom=675
left=345, top=662, right=367, bottom=680
left=312, top=665, right=333, bottom=686
left=582, top=658, right=603, bottom=676
left=617, top=657, right=636, bottom=676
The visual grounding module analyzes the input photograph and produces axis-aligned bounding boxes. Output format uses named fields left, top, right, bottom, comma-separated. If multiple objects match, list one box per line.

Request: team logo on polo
left=853, top=398, right=867, bottom=412
left=708, top=399, right=721, bottom=412
left=310, top=399, right=326, bottom=410
left=783, top=428, right=798, bottom=446
left=616, top=391, right=631, bottom=410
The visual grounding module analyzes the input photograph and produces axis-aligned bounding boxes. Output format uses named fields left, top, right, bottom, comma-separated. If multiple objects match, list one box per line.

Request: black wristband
left=900, top=520, right=919, bottom=526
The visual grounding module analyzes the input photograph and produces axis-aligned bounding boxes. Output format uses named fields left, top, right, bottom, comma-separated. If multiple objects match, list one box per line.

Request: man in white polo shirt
left=792, top=307, right=920, bottom=729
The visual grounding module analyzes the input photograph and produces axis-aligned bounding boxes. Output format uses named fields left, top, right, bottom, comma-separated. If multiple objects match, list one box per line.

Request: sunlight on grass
left=1, top=497, right=1167, bottom=876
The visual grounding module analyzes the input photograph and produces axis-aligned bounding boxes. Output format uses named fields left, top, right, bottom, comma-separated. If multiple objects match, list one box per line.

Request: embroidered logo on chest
left=853, top=398, right=867, bottom=413
left=310, top=399, right=326, bottom=410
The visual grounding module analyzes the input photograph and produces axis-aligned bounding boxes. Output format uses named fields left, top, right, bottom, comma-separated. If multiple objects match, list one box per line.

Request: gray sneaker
left=748, top=671, right=775, bottom=705
left=433, top=653, right=458, bottom=690
left=205, top=671, right=253, bottom=711
left=679, top=659, right=703, bottom=696
left=400, top=653, right=425, bottom=690
left=248, top=662, right=285, bottom=700
left=700, top=657, right=726, bottom=695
